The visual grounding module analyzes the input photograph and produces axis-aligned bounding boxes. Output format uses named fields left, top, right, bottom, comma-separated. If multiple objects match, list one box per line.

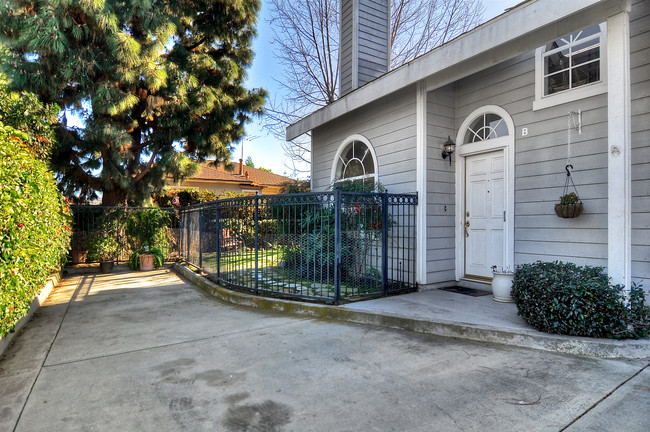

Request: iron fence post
left=179, top=210, right=184, bottom=259
left=186, top=209, right=191, bottom=261
left=199, top=208, right=203, bottom=269
left=334, top=190, right=342, bottom=304
left=216, top=202, right=221, bottom=279
left=382, top=192, right=389, bottom=296
left=254, top=194, right=260, bottom=293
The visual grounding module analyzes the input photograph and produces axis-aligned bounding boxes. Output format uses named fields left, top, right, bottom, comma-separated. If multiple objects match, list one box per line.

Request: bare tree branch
left=267, top=0, right=485, bottom=174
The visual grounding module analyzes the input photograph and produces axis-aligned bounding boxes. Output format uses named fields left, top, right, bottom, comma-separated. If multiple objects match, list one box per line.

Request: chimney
left=239, top=158, right=243, bottom=176
left=339, top=0, right=390, bottom=97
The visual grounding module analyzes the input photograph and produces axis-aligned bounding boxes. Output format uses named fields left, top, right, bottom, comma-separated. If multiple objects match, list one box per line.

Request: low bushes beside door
left=511, top=261, right=649, bottom=339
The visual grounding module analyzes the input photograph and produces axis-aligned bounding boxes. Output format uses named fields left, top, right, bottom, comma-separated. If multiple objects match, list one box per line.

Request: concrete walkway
left=176, top=264, right=650, bottom=359
left=1, top=267, right=649, bottom=431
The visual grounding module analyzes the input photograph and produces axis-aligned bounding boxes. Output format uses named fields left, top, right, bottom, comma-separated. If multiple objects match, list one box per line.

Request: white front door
left=464, top=151, right=505, bottom=279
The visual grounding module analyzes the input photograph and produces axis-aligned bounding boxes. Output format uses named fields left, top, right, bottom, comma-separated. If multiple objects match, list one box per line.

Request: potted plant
left=491, top=266, right=515, bottom=302
left=87, top=228, right=120, bottom=273
left=125, top=208, right=170, bottom=271
left=554, top=192, right=584, bottom=218
left=87, top=212, right=121, bottom=272
left=128, top=245, right=164, bottom=271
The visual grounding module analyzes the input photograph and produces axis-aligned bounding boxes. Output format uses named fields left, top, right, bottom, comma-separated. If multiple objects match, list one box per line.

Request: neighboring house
left=168, top=159, right=295, bottom=195
left=287, top=0, right=648, bottom=292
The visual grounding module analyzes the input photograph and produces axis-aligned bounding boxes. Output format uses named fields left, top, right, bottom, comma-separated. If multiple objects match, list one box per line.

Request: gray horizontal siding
left=311, top=85, right=417, bottom=193
left=339, top=0, right=389, bottom=95
left=630, top=0, right=650, bottom=286
left=425, top=86, right=456, bottom=284
left=455, top=45, right=610, bottom=270
left=339, top=0, right=355, bottom=96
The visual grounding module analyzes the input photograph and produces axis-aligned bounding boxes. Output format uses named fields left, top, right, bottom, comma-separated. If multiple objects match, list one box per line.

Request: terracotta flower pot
left=139, top=254, right=155, bottom=271
left=72, top=250, right=87, bottom=264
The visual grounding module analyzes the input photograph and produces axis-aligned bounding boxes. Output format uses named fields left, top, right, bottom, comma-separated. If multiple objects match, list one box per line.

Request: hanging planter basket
left=555, top=165, right=584, bottom=219
left=554, top=202, right=584, bottom=218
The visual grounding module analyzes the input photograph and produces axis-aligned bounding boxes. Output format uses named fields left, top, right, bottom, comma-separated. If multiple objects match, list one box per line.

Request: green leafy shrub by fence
left=152, top=188, right=220, bottom=207
left=0, top=125, right=71, bottom=338
left=125, top=208, right=170, bottom=270
left=512, top=261, right=649, bottom=339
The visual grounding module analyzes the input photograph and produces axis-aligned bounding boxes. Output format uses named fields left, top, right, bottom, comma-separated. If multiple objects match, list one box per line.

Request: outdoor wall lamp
left=442, top=136, right=456, bottom=166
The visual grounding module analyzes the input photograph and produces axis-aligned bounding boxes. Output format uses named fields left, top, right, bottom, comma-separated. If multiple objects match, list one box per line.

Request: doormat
left=438, top=286, right=491, bottom=297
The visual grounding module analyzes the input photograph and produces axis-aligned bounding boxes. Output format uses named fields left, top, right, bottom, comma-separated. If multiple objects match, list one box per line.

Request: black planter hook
left=565, top=164, right=573, bottom=177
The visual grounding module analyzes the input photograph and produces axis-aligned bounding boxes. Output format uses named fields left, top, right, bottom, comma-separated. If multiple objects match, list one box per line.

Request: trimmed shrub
left=0, top=81, right=58, bottom=161
left=87, top=211, right=122, bottom=262
left=0, top=125, right=71, bottom=337
left=152, top=188, right=219, bottom=207
left=512, top=261, right=649, bottom=339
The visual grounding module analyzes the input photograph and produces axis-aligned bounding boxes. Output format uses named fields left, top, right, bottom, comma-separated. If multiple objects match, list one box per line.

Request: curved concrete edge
left=0, top=272, right=61, bottom=357
left=173, top=264, right=650, bottom=360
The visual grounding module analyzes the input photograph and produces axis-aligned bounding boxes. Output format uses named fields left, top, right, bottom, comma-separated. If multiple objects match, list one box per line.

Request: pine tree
left=0, top=0, right=266, bottom=205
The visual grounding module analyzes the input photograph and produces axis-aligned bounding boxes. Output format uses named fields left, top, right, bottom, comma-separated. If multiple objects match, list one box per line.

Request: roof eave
left=286, top=0, right=624, bottom=141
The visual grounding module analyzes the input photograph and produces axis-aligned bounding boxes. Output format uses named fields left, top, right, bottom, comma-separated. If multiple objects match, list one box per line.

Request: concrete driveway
left=1, top=268, right=648, bottom=431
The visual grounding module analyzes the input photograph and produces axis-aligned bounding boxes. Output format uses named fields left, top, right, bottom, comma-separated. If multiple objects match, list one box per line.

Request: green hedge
left=0, top=84, right=58, bottom=161
left=0, top=125, right=71, bottom=338
left=512, top=261, right=649, bottom=339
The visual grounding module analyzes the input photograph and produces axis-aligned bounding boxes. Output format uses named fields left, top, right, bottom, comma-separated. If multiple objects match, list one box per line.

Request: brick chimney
left=239, top=158, right=244, bottom=176
left=339, top=0, right=390, bottom=97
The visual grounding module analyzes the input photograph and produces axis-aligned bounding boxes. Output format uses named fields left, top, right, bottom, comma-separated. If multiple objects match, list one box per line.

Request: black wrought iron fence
left=179, top=191, right=418, bottom=303
left=69, top=206, right=180, bottom=263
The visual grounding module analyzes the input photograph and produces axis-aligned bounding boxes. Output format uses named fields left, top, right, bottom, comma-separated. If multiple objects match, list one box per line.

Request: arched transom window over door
left=464, top=113, right=509, bottom=143
left=333, top=138, right=377, bottom=183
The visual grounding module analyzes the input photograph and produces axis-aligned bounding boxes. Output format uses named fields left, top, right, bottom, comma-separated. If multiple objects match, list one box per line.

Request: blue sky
left=241, top=0, right=519, bottom=178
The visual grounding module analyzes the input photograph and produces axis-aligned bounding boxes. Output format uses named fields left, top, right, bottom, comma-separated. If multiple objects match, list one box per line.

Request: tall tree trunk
left=101, top=188, right=128, bottom=206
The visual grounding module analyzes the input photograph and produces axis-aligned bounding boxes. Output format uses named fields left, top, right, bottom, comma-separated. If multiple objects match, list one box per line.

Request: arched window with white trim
left=331, top=135, right=378, bottom=184
left=463, top=113, right=509, bottom=143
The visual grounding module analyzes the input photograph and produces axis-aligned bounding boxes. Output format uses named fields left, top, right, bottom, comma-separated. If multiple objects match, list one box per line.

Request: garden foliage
left=512, top=261, right=650, bottom=339
left=86, top=211, right=122, bottom=262
left=152, top=188, right=220, bottom=207
left=1, top=0, right=266, bottom=205
left=125, top=208, right=170, bottom=270
left=279, top=183, right=389, bottom=293
left=0, top=125, right=71, bottom=338
left=0, top=80, right=59, bottom=161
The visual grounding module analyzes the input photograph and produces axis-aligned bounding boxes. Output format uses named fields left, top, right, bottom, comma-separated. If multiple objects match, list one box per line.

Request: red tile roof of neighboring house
left=193, top=161, right=294, bottom=188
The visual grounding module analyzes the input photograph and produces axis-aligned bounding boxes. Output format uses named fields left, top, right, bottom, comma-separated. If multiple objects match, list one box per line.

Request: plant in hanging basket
left=555, top=192, right=584, bottom=218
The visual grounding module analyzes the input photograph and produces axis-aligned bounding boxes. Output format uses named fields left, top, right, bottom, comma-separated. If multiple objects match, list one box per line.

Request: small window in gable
left=534, top=23, right=607, bottom=111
